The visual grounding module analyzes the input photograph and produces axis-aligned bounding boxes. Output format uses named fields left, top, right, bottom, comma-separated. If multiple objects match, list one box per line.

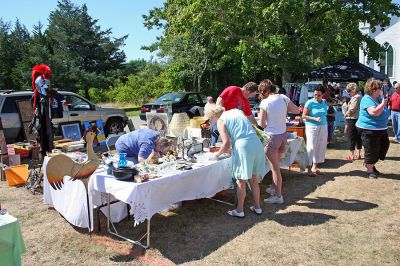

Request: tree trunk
left=84, top=87, right=90, bottom=100
left=281, top=64, right=293, bottom=85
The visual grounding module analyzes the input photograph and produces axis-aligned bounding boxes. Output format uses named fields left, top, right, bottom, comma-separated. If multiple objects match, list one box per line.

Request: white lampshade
left=169, top=113, right=190, bottom=137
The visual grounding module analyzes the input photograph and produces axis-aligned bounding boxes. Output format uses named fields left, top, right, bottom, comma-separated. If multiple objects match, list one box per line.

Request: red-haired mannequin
left=30, top=64, right=53, bottom=156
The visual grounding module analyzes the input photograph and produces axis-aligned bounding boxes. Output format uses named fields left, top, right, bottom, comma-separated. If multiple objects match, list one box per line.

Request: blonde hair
left=364, top=78, right=382, bottom=96
left=204, top=103, right=225, bottom=119
left=346, top=82, right=359, bottom=93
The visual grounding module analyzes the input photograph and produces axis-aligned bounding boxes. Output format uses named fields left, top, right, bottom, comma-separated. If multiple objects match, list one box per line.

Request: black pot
left=112, top=167, right=139, bottom=181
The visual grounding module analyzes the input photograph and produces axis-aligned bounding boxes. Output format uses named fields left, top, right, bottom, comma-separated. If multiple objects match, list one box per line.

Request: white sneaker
left=227, top=209, right=245, bottom=218
left=264, top=195, right=284, bottom=204
left=266, top=186, right=275, bottom=195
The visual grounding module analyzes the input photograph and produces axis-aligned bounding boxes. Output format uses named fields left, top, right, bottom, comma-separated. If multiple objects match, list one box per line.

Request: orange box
left=287, top=126, right=305, bottom=139
left=5, top=164, right=29, bottom=186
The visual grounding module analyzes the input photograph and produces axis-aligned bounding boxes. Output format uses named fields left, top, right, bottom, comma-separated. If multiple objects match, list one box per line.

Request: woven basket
left=190, top=116, right=207, bottom=128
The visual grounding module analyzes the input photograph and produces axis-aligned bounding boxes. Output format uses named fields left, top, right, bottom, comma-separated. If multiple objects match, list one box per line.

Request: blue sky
left=1, top=0, right=399, bottom=62
left=0, top=0, right=164, bottom=62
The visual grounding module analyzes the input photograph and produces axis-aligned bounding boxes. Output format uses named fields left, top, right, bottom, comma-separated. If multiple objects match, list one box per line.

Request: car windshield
left=155, top=93, right=184, bottom=104
left=306, top=83, right=321, bottom=92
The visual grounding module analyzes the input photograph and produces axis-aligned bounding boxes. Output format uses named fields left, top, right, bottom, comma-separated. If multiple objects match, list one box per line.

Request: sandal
left=307, top=171, right=317, bottom=177
left=315, top=170, right=324, bottom=175
left=227, top=209, right=245, bottom=218
left=249, top=206, right=262, bottom=215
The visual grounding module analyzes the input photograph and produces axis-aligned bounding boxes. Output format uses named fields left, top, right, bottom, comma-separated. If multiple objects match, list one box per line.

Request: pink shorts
left=265, top=132, right=287, bottom=156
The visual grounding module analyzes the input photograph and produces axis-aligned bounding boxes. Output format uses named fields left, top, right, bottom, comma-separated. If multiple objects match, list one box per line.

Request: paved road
left=124, top=116, right=146, bottom=132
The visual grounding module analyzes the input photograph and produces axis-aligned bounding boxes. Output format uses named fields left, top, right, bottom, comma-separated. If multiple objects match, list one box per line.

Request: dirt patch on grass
left=1, top=130, right=400, bottom=265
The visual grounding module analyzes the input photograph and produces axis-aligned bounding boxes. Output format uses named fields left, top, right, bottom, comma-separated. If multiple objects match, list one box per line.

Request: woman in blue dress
left=205, top=104, right=267, bottom=218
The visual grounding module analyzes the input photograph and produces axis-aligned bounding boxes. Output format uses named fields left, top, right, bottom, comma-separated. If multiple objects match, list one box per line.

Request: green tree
left=144, top=0, right=400, bottom=86
left=0, top=19, right=31, bottom=90
left=45, top=0, right=127, bottom=98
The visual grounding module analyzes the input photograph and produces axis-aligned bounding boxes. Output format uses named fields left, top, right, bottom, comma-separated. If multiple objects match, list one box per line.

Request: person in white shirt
left=258, top=79, right=300, bottom=204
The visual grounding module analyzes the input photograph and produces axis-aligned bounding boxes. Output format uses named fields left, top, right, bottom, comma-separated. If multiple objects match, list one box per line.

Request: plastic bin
left=5, top=164, right=29, bottom=186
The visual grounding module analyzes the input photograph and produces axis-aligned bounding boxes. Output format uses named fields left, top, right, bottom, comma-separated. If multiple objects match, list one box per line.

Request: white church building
left=359, top=16, right=400, bottom=84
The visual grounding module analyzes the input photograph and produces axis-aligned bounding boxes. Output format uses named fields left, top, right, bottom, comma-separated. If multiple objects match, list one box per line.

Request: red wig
left=31, top=64, right=51, bottom=112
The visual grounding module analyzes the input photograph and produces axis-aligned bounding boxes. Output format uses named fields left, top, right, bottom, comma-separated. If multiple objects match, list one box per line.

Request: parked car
left=139, top=92, right=207, bottom=121
left=302, top=81, right=323, bottom=99
left=0, top=90, right=128, bottom=143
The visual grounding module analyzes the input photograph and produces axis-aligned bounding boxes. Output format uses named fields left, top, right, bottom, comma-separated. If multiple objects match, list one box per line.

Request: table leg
left=106, top=193, right=150, bottom=249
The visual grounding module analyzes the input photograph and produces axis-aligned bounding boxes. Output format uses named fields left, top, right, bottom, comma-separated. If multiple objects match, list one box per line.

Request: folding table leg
left=106, top=193, right=150, bottom=249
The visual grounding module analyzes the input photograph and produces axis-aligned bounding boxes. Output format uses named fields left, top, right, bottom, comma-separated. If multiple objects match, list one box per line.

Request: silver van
left=0, top=90, right=128, bottom=143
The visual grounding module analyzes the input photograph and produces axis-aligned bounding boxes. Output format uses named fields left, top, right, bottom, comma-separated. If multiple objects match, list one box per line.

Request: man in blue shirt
left=115, top=128, right=171, bottom=164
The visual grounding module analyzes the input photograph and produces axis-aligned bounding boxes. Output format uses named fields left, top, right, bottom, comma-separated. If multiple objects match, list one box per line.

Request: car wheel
left=105, top=118, right=124, bottom=136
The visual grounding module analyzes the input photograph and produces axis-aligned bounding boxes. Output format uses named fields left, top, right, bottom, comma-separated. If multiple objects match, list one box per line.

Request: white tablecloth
left=43, top=157, right=127, bottom=231
left=89, top=157, right=232, bottom=225
left=43, top=138, right=304, bottom=230
left=280, top=137, right=307, bottom=169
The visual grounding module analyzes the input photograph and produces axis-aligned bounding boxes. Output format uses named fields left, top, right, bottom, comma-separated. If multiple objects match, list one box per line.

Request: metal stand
left=106, top=193, right=150, bottom=249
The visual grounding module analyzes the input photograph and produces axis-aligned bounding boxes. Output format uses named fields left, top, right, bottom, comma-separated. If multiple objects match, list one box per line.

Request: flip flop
left=307, top=171, right=317, bottom=177
left=315, top=170, right=324, bottom=175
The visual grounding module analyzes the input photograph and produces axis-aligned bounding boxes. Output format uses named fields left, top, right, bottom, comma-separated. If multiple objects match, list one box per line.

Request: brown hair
left=243, top=82, right=258, bottom=93
left=364, top=78, right=382, bottom=96
left=258, top=79, right=276, bottom=99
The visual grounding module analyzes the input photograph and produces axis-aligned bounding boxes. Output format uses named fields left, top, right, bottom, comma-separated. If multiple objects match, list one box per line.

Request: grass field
left=1, top=130, right=399, bottom=265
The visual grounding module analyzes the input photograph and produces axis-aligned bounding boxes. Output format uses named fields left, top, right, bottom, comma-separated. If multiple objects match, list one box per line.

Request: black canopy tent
left=308, top=58, right=386, bottom=81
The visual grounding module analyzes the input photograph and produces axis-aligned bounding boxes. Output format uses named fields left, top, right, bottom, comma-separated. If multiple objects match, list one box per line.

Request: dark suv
left=0, top=90, right=128, bottom=143
left=139, top=92, right=207, bottom=121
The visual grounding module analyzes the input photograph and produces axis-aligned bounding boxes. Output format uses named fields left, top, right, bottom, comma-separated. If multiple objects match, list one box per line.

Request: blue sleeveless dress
left=219, top=109, right=267, bottom=181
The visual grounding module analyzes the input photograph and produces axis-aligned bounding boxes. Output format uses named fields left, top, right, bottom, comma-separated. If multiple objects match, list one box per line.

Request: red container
left=14, top=148, right=30, bottom=158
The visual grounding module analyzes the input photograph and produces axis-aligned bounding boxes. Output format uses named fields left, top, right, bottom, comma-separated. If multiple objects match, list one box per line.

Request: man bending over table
left=115, top=128, right=171, bottom=164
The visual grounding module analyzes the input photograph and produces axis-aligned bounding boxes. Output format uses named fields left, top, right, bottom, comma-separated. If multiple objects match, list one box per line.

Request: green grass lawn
left=125, top=110, right=141, bottom=117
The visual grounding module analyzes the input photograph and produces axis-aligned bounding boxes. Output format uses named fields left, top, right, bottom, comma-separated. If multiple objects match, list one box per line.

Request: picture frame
left=16, top=100, right=33, bottom=123
left=83, top=120, right=106, bottom=146
left=146, top=113, right=169, bottom=137
left=60, top=122, right=82, bottom=141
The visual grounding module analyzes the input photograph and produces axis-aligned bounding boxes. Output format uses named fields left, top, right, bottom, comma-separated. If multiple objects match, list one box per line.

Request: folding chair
left=105, top=133, right=124, bottom=151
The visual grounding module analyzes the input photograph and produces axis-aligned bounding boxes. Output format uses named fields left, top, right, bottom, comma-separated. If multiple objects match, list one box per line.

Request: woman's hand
left=315, top=117, right=322, bottom=123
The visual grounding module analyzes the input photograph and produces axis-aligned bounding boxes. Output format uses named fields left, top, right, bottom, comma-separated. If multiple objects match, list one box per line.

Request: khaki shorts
left=265, top=132, right=287, bottom=156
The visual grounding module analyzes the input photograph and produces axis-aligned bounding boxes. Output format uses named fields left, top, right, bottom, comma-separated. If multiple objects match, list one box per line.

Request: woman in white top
left=258, top=79, right=300, bottom=204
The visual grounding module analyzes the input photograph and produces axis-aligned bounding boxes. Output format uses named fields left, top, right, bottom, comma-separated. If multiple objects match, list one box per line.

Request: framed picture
left=60, top=122, right=82, bottom=141
left=83, top=120, right=106, bottom=146
left=16, top=100, right=33, bottom=122
left=146, top=113, right=169, bottom=137
left=22, top=122, right=36, bottom=141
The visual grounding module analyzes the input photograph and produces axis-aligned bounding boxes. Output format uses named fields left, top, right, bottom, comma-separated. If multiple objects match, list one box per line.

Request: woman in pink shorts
left=258, top=79, right=300, bottom=204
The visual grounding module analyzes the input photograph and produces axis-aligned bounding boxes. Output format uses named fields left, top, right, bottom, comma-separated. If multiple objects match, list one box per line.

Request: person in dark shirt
left=48, top=89, right=65, bottom=119
left=326, top=98, right=336, bottom=144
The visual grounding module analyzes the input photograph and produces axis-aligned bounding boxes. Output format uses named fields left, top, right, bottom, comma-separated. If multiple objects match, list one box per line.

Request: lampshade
left=169, top=113, right=190, bottom=137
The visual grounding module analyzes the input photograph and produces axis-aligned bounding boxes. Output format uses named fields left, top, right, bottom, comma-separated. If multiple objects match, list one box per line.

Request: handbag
left=253, top=126, right=271, bottom=145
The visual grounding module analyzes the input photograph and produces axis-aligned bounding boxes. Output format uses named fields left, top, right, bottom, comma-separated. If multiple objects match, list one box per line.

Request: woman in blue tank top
left=205, top=104, right=267, bottom=218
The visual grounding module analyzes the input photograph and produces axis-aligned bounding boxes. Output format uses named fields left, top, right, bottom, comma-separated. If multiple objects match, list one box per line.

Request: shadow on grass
left=343, top=170, right=400, bottom=180
left=270, top=211, right=336, bottom=227
left=320, top=158, right=350, bottom=169
left=295, top=197, right=378, bottom=211
left=92, top=170, right=339, bottom=264
left=95, top=143, right=386, bottom=264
